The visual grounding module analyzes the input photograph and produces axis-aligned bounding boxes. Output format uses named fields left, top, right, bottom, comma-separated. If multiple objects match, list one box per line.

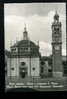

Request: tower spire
left=54, top=10, right=59, bottom=22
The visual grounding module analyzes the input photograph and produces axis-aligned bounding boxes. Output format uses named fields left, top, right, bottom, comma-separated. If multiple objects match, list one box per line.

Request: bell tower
left=23, top=24, right=28, bottom=40
left=51, top=11, right=63, bottom=78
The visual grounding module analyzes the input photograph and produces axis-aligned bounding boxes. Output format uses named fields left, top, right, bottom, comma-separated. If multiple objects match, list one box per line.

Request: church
left=6, top=25, right=41, bottom=79
left=5, top=12, right=64, bottom=81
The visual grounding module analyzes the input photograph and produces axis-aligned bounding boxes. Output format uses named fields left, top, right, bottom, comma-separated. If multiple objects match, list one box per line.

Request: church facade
left=7, top=26, right=41, bottom=79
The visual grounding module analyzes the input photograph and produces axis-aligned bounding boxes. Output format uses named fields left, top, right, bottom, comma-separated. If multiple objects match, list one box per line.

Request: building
left=5, top=12, right=66, bottom=80
left=6, top=26, right=41, bottom=79
left=40, top=55, right=67, bottom=77
left=51, top=11, right=63, bottom=78
left=62, top=56, right=67, bottom=76
left=40, top=56, right=52, bottom=78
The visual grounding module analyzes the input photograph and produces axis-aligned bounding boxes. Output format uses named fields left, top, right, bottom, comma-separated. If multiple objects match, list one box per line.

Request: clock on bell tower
left=51, top=11, right=63, bottom=78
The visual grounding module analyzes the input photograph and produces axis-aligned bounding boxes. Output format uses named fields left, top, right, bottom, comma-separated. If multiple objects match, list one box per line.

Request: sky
left=4, top=3, right=66, bottom=56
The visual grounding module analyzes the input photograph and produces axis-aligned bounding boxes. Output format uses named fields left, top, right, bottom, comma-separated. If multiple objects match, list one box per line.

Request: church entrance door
left=19, top=62, right=27, bottom=78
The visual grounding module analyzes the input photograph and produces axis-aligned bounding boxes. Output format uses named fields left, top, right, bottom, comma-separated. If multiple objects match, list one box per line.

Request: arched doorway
left=19, top=62, right=27, bottom=78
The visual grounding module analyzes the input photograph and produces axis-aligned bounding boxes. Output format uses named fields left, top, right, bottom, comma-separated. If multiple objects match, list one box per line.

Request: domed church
left=7, top=25, right=41, bottom=79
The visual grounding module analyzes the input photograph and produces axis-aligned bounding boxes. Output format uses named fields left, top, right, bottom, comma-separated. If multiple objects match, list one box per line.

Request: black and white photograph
left=4, top=3, right=67, bottom=92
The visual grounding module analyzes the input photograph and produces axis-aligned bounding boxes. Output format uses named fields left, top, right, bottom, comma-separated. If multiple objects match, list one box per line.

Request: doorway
left=19, top=62, right=27, bottom=78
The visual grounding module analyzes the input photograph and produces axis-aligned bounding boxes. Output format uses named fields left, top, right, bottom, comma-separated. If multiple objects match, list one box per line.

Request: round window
left=32, top=67, right=35, bottom=71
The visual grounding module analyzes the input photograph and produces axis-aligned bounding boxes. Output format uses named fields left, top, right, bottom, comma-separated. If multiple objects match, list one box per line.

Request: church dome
left=10, top=25, right=41, bottom=58
left=16, top=40, right=37, bottom=47
left=11, top=40, right=41, bottom=58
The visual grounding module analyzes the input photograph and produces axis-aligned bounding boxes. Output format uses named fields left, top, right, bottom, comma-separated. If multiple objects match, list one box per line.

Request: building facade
left=7, top=26, right=41, bottom=79
left=40, top=56, right=52, bottom=78
left=52, top=12, right=63, bottom=78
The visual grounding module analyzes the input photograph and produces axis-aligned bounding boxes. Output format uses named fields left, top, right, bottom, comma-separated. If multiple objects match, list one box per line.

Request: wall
left=7, top=57, right=40, bottom=77
left=31, top=58, right=40, bottom=77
